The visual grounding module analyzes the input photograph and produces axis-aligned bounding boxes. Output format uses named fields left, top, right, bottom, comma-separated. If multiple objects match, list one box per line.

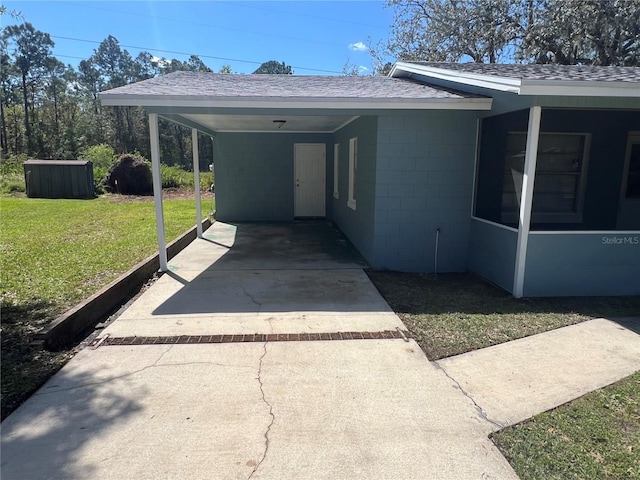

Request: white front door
left=294, top=143, right=326, bottom=217
left=617, top=132, right=640, bottom=229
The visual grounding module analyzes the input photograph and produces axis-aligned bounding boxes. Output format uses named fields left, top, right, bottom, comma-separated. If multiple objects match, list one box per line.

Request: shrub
left=0, top=154, right=28, bottom=176
left=104, top=153, right=153, bottom=195
left=0, top=155, right=28, bottom=194
left=79, top=144, right=116, bottom=169
left=160, top=164, right=214, bottom=191
left=80, top=144, right=117, bottom=194
left=0, top=174, right=26, bottom=194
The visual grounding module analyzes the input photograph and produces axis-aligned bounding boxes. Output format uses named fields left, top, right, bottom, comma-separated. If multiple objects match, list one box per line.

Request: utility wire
left=50, top=35, right=343, bottom=74
left=57, top=1, right=347, bottom=49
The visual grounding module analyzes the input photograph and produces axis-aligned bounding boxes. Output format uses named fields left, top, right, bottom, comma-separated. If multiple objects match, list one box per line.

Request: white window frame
left=501, top=131, right=590, bottom=224
left=348, top=137, right=357, bottom=210
left=333, top=143, right=340, bottom=199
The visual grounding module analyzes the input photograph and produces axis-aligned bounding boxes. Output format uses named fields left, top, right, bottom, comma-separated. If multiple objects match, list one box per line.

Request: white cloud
left=358, top=66, right=369, bottom=74
left=348, top=41, right=367, bottom=52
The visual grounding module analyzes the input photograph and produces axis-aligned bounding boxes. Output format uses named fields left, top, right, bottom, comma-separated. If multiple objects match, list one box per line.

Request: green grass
left=367, top=270, right=640, bottom=480
left=366, top=271, right=640, bottom=360
left=492, top=371, right=640, bottom=480
left=0, top=194, right=214, bottom=419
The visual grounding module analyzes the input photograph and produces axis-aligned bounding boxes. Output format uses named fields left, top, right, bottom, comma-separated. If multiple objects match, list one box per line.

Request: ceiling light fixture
left=273, top=119, right=287, bottom=129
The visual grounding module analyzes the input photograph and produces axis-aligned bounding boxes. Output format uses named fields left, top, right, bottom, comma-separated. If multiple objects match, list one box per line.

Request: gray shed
left=24, top=160, right=94, bottom=199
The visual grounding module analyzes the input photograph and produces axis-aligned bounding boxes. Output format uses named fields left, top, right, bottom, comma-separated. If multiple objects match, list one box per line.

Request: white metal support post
left=149, top=113, right=168, bottom=272
left=192, top=129, right=203, bottom=238
left=513, top=106, right=541, bottom=298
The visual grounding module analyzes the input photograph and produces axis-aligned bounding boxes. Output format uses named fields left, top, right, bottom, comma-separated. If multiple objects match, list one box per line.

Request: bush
left=0, top=174, right=25, bottom=194
left=160, top=164, right=214, bottom=191
left=80, top=144, right=117, bottom=194
left=0, top=154, right=28, bottom=176
left=79, top=144, right=116, bottom=169
left=104, top=153, right=153, bottom=195
left=0, top=155, right=28, bottom=194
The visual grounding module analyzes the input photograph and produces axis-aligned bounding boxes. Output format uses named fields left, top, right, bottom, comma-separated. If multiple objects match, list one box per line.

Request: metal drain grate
left=92, top=329, right=410, bottom=347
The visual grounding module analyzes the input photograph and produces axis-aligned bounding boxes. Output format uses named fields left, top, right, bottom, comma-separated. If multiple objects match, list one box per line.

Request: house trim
left=391, top=62, right=640, bottom=98
left=100, top=94, right=493, bottom=110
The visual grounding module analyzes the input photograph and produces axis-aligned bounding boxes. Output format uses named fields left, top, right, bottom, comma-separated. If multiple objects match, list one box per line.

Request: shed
left=24, top=160, right=94, bottom=199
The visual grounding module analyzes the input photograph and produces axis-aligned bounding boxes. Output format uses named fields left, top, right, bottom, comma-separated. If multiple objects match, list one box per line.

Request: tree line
left=0, top=18, right=295, bottom=167
left=2, top=1, right=638, bottom=164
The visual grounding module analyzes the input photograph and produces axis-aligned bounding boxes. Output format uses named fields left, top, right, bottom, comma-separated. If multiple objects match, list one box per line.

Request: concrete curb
left=37, top=219, right=212, bottom=350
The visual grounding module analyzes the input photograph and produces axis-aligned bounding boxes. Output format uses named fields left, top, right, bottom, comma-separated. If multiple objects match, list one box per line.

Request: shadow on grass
left=366, top=271, right=640, bottom=360
left=366, top=271, right=640, bottom=318
left=1, top=298, right=69, bottom=420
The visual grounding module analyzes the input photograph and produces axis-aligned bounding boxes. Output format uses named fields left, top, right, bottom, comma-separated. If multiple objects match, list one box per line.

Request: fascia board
left=521, top=80, right=640, bottom=97
left=391, top=62, right=522, bottom=93
left=99, top=94, right=493, bottom=110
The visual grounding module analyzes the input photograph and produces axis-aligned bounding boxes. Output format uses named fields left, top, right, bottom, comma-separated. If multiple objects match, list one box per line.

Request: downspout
left=192, top=128, right=203, bottom=238
left=149, top=113, right=168, bottom=272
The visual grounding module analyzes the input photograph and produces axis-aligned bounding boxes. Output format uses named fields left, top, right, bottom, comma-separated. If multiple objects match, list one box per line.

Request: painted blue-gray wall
left=328, top=117, right=378, bottom=263
left=524, top=233, right=640, bottom=296
left=467, top=218, right=518, bottom=293
left=214, top=132, right=328, bottom=221
left=475, top=108, right=640, bottom=230
left=371, top=110, right=479, bottom=272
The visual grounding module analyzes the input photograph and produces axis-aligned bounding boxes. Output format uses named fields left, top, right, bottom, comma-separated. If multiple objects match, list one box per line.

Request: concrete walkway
left=2, top=222, right=639, bottom=480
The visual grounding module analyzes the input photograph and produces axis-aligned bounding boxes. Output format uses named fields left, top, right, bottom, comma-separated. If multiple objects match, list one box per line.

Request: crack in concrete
left=242, top=286, right=262, bottom=313
left=248, top=342, right=275, bottom=479
left=433, top=361, right=504, bottom=430
left=38, top=352, right=254, bottom=396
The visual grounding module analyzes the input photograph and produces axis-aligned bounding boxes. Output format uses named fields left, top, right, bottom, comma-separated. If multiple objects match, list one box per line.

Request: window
left=348, top=137, right=357, bottom=210
left=333, top=143, right=340, bottom=199
left=502, top=132, right=589, bottom=223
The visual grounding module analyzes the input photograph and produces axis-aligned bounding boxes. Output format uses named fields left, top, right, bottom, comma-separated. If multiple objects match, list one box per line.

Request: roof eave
left=98, top=94, right=493, bottom=111
left=521, top=80, right=640, bottom=97
left=391, top=61, right=522, bottom=93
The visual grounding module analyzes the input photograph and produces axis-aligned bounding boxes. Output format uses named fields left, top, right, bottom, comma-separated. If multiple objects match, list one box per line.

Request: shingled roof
left=99, top=71, right=491, bottom=109
left=410, top=62, right=640, bottom=83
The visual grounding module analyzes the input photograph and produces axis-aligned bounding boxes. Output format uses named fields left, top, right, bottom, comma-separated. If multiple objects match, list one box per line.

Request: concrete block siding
left=328, top=117, right=378, bottom=262
left=215, top=132, right=328, bottom=221
left=371, top=111, right=479, bottom=272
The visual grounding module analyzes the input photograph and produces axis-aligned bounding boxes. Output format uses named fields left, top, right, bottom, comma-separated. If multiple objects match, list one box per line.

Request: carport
left=98, top=72, right=490, bottom=271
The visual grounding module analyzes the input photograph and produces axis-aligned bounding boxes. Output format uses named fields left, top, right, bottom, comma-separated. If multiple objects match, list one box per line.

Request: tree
left=520, top=0, right=640, bottom=65
left=219, top=65, right=233, bottom=73
left=383, top=0, right=640, bottom=66
left=253, top=60, right=293, bottom=74
left=3, top=22, right=55, bottom=154
left=385, top=0, right=521, bottom=63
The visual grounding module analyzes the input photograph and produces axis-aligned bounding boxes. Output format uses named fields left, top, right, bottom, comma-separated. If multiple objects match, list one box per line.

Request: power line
left=50, top=35, right=343, bottom=75
left=58, top=1, right=348, bottom=49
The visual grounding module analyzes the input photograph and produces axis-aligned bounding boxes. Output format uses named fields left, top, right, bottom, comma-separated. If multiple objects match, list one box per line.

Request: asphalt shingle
left=410, top=62, right=640, bottom=83
left=100, top=71, right=482, bottom=99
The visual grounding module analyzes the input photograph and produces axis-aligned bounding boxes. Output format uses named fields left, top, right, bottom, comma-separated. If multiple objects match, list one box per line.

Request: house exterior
left=99, top=63, right=640, bottom=297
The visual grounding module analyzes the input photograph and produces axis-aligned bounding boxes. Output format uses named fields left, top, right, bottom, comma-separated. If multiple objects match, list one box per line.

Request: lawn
left=366, top=271, right=640, bottom=360
left=492, top=371, right=640, bottom=480
left=367, top=270, right=640, bottom=480
left=0, top=193, right=214, bottom=419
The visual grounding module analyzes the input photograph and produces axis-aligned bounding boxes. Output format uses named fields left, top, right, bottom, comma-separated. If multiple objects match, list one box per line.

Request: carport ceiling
left=179, top=113, right=357, bottom=133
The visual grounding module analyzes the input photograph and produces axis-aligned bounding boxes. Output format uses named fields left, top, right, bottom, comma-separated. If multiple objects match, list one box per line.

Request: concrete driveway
left=1, top=222, right=518, bottom=480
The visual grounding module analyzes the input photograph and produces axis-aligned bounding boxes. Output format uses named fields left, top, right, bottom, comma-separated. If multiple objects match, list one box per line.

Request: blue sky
left=3, top=1, right=396, bottom=75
